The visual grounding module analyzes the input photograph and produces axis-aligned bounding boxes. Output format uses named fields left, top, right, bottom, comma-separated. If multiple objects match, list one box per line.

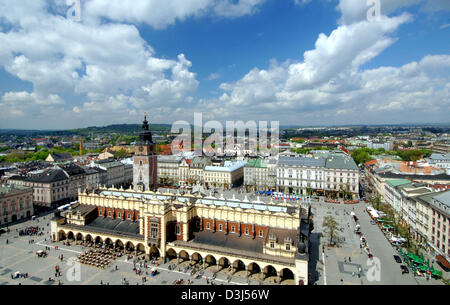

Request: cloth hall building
left=50, top=116, right=311, bottom=285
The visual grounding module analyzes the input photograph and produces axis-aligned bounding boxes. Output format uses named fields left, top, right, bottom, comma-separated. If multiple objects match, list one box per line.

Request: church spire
left=139, top=113, right=153, bottom=143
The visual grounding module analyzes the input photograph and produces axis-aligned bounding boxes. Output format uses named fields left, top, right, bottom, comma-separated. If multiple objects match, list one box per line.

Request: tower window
left=139, top=160, right=143, bottom=166
left=150, top=223, right=158, bottom=239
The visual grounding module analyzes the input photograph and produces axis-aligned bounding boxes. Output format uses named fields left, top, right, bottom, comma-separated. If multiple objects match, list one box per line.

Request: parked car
left=370, top=220, right=376, bottom=225
left=394, top=255, right=402, bottom=263
left=400, top=265, right=409, bottom=274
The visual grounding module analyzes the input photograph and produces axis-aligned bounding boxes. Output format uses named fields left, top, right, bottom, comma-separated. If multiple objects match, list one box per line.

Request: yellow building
left=51, top=187, right=310, bottom=285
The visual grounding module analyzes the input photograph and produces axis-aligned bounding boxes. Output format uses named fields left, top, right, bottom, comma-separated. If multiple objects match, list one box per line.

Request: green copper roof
left=245, top=159, right=268, bottom=168
left=386, top=179, right=411, bottom=188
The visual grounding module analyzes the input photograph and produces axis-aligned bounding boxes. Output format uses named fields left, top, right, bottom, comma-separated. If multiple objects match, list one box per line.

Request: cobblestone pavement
left=0, top=214, right=278, bottom=286
left=308, top=201, right=444, bottom=285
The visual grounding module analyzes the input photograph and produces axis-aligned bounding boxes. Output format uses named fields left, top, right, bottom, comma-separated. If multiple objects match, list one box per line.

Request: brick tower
left=133, top=113, right=157, bottom=192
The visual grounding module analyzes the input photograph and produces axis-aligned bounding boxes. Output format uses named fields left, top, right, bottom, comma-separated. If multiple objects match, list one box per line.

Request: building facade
left=427, top=153, right=450, bottom=173
left=51, top=187, right=311, bottom=285
left=414, top=191, right=450, bottom=259
left=204, top=161, right=247, bottom=189
left=0, top=184, right=33, bottom=225
left=324, top=154, right=360, bottom=198
left=8, top=168, right=70, bottom=208
left=59, top=163, right=86, bottom=201
left=157, top=155, right=183, bottom=185
left=244, top=159, right=277, bottom=191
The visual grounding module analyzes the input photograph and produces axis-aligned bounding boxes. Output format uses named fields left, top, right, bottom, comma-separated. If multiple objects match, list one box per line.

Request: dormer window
left=284, top=236, right=293, bottom=250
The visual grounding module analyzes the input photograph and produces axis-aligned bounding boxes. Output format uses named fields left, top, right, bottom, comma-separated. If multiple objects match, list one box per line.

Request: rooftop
left=86, top=217, right=141, bottom=235
left=0, top=184, right=32, bottom=197
left=379, top=172, right=450, bottom=181
left=278, top=156, right=326, bottom=167
left=9, top=168, right=69, bottom=183
left=59, top=163, right=85, bottom=176
left=325, top=154, right=359, bottom=170
left=96, top=161, right=124, bottom=169
left=386, top=179, right=412, bottom=188
left=245, top=159, right=268, bottom=168
left=99, top=189, right=297, bottom=215
left=204, top=160, right=247, bottom=172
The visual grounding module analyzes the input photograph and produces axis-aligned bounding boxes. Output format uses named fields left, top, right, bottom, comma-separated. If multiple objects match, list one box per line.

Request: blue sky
left=0, top=0, right=449, bottom=129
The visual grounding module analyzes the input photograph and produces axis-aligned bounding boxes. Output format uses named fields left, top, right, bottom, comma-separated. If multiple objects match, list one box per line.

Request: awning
left=436, top=255, right=450, bottom=270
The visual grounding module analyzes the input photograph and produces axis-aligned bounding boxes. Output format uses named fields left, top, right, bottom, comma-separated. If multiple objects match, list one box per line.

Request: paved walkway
left=309, top=201, right=444, bottom=285
left=0, top=214, right=276, bottom=286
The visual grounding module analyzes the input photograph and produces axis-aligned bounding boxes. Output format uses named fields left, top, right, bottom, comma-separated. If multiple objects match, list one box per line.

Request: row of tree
left=351, top=147, right=433, bottom=165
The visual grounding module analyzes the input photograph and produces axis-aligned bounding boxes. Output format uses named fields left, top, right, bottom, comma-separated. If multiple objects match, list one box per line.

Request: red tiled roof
left=341, top=146, right=350, bottom=155
left=365, top=159, right=378, bottom=166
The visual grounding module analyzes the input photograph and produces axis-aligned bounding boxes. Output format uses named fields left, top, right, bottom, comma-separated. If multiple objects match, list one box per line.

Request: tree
left=113, top=148, right=128, bottom=159
left=367, top=194, right=381, bottom=210
left=322, top=216, right=343, bottom=245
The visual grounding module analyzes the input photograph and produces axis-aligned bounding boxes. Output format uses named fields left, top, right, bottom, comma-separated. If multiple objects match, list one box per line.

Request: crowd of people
left=19, top=226, right=44, bottom=237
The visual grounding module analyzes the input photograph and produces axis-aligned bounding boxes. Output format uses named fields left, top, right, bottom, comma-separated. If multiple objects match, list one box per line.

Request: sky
left=0, top=0, right=449, bottom=130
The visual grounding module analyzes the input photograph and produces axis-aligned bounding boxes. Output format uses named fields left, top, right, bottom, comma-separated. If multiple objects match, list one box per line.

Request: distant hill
left=0, top=123, right=172, bottom=137
left=71, top=123, right=171, bottom=134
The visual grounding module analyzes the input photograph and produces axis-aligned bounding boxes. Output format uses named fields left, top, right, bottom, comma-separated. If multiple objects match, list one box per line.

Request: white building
left=368, top=141, right=393, bottom=151
left=204, top=160, right=247, bottom=189
left=277, top=156, right=326, bottom=195
left=426, top=153, right=450, bottom=174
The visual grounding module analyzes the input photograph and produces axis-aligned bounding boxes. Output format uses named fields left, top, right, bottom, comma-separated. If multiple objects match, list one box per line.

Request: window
left=139, top=160, right=143, bottom=166
left=286, top=244, right=291, bottom=251
left=206, top=222, right=210, bottom=230
left=231, top=226, right=235, bottom=233
left=108, top=211, right=111, bottom=217
left=245, top=227, right=249, bottom=235
left=270, top=241, right=275, bottom=248
left=128, top=213, right=131, bottom=219
left=259, top=230, right=263, bottom=237
left=175, top=223, right=181, bottom=235
left=218, top=224, right=223, bottom=231
left=117, top=213, right=121, bottom=218
left=150, top=223, right=159, bottom=239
